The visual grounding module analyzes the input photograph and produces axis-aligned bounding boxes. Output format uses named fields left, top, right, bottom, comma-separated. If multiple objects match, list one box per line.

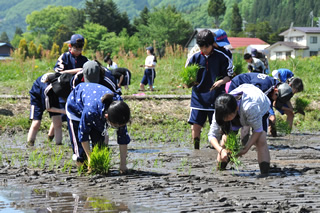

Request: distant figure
left=251, top=48, right=270, bottom=74
left=272, top=68, right=294, bottom=83
left=104, top=54, right=118, bottom=70
left=244, top=53, right=266, bottom=74
left=111, top=68, right=131, bottom=90
left=139, top=46, right=157, bottom=91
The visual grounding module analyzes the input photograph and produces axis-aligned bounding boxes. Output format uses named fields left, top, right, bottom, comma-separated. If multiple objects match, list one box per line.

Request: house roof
left=227, top=37, right=268, bottom=49
left=279, top=27, right=320, bottom=36
left=0, top=43, right=13, bottom=48
left=266, top=41, right=309, bottom=50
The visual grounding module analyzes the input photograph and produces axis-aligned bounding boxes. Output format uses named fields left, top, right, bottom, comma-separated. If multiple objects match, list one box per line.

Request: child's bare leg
left=48, top=122, right=54, bottom=141
left=284, top=111, right=294, bottom=130
left=119, top=144, right=128, bottom=172
left=255, top=131, right=270, bottom=174
left=191, top=124, right=202, bottom=149
left=52, top=115, right=62, bottom=145
left=27, top=120, right=41, bottom=146
left=139, top=83, right=145, bottom=91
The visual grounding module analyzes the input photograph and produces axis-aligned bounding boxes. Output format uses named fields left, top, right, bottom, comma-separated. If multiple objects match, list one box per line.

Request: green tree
left=230, top=3, right=242, bottom=36
left=85, top=0, right=134, bottom=35
left=15, top=27, right=23, bottom=36
left=76, top=22, right=108, bottom=52
left=136, top=6, right=193, bottom=48
left=207, top=0, right=226, bottom=27
left=50, top=42, right=60, bottom=59
left=53, top=25, right=73, bottom=48
left=37, top=44, right=43, bottom=58
left=256, top=21, right=272, bottom=42
left=28, top=41, right=37, bottom=58
left=18, top=39, right=28, bottom=59
left=133, top=6, right=150, bottom=27
left=26, top=6, right=82, bottom=40
left=0, top=32, right=10, bottom=43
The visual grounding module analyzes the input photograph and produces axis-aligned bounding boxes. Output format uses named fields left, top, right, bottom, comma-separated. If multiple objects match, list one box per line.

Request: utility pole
left=310, top=11, right=314, bottom=27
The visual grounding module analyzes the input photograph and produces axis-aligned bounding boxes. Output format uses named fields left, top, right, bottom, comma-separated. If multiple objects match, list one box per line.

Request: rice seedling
left=89, top=145, right=113, bottom=175
left=180, top=64, right=201, bottom=88
left=223, top=132, right=243, bottom=170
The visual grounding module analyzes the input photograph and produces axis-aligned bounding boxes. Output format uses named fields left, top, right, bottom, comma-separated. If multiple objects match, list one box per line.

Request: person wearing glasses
left=54, top=34, right=88, bottom=74
left=66, top=81, right=131, bottom=173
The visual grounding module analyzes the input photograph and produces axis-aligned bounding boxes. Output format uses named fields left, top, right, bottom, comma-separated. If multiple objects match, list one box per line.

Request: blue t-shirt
left=66, top=83, right=129, bottom=144
left=277, top=69, right=294, bottom=83
left=228, top=73, right=279, bottom=95
left=187, top=48, right=233, bottom=110
left=54, top=51, right=88, bottom=72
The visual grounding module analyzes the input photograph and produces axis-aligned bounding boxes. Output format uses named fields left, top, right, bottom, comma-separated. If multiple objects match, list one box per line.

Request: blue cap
left=251, top=48, right=258, bottom=57
left=214, top=29, right=230, bottom=47
left=70, top=34, right=84, bottom=45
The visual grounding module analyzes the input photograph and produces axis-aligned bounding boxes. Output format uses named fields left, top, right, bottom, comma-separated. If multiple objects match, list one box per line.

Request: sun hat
left=83, top=61, right=101, bottom=83
left=214, top=29, right=230, bottom=47
left=275, top=83, right=293, bottom=109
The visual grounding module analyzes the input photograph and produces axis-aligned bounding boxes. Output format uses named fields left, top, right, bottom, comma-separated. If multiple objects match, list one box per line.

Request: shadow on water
left=234, top=166, right=303, bottom=178
left=0, top=185, right=154, bottom=212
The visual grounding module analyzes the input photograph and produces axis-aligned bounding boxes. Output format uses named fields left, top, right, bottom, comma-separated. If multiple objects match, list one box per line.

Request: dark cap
left=146, top=46, right=154, bottom=53
left=83, top=61, right=100, bottom=83
left=275, top=83, right=293, bottom=109
left=214, top=29, right=230, bottom=47
left=70, top=34, right=84, bottom=45
left=251, top=48, right=258, bottom=57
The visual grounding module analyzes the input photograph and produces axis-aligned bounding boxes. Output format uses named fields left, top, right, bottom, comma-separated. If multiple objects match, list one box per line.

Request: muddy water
left=0, top=131, right=320, bottom=212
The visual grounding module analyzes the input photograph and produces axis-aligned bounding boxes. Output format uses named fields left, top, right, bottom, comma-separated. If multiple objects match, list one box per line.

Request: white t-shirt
left=145, top=55, right=156, bottom=69
left=107, top=62, right=118, bottom=70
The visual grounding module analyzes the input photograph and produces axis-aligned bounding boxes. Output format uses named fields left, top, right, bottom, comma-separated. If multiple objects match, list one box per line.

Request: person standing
left=186, top=29, right=233, bottom=149
left=139, top=46, right=157, bottom=91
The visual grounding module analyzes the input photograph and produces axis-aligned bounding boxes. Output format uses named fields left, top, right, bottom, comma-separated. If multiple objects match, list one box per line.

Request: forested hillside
left=0, top=0, right=319, bottom=40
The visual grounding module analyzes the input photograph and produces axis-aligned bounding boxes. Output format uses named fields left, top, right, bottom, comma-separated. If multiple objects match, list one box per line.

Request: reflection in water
left=0, top=186, right=130, bottom=212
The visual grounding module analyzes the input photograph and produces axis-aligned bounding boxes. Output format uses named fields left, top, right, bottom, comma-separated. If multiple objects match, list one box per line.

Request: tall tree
left=15, top=27, right=23, bottom=36
left=85, top=0, right=134, bottom=35
left=207, top=0, right=226, bottom=27
left=230, top=3, right=242, bottom=36
left=0, top=32, right=10, bottom=43
left=133, top=6, right=150, bottom=27
left=136, top=6, right=193, bottom=48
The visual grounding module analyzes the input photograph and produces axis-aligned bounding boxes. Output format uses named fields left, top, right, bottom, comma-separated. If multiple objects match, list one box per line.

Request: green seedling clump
left=89, top=146, right=112, bottom=175
left=224, top=132, right=243, bottom=169
left=180, top=64, right=200, bottom=88
left=295, top=97, right=310, bottom=115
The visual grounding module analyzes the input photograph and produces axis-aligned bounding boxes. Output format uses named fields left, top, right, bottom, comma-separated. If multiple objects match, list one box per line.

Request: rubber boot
left=259, top=161, right=270, bottom=175
left=194, top=137, right=200, bottom=150
left=47, top=135, right=54, bottom=141
left=27, top=140, right=35, bottom=147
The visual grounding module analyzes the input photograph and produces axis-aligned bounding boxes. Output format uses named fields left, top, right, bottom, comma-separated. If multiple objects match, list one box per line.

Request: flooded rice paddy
left=0, top=130, right=320, bottom=212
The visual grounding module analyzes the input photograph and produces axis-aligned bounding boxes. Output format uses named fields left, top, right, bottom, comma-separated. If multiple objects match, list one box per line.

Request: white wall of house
left=306, top=33, right=320, bottom=56
left=283, top=30, right=307, bottom=46
left=269, top=45, right=294, bottom=60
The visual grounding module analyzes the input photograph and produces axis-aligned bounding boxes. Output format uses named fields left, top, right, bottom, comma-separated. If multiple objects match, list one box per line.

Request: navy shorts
left=141, top=69, right=156, bottom=86
left=262, top=113, right=269, bottom=132
left=188, top=108, right=214, bottom=126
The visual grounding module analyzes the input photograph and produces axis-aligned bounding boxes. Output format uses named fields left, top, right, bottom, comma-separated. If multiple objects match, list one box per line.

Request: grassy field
left=0, top=51, right=320, bottom=139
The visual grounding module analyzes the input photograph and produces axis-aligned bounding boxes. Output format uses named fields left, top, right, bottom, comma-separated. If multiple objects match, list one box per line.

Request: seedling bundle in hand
left=180, top=64, right=200, bottom=88
left=224, top=132, right=243, bottom=169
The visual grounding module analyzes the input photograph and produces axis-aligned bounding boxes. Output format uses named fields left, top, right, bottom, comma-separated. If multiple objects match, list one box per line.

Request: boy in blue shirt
left=54, top=34, right=88, bottom=74
left=272, top=69, right=294, bottom=83
left=186, top=29, right=233, bottom=149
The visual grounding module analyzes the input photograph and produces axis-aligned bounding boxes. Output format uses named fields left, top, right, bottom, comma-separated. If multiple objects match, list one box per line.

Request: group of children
left=187, top=29, right=304, bottom=175
left=28, top=30, right=304, bottom=176
left=27, top=34, right=132, bottom=173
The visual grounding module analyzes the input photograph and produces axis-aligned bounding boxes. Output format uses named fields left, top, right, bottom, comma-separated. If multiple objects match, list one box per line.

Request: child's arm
left=210, top=76, right=231, bottom=91
left=47, top=107, right=66, bottom=114
left=59, top=68, right=82, bottom=74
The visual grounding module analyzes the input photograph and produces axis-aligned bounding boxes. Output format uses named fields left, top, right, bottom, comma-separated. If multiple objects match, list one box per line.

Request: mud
left=0, top=99, right=320, bottom=212
left=0, top=131, right=320, bottom=212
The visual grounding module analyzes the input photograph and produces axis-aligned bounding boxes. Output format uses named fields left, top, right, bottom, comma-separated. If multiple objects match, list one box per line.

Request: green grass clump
left=276, top=118, right=291, bottom=134
left=224, top=132, right=242, bottom=169
left=294, top=97, right=310, bottom=114
left=180, top=64, right=200, bottom=88
left=89, top=146, right=113, bottom=175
